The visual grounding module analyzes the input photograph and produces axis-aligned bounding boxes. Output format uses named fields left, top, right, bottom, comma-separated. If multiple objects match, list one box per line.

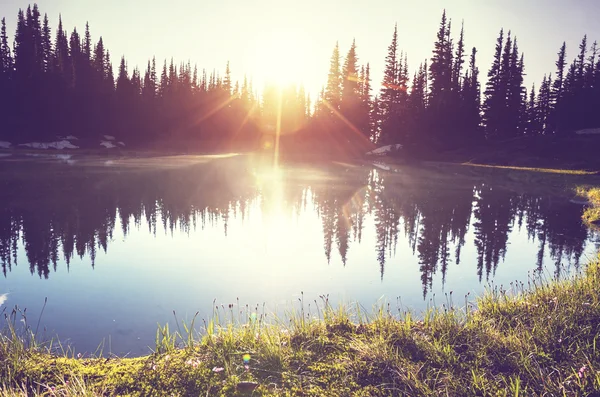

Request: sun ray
left=192, top=95, right=237, bottom=125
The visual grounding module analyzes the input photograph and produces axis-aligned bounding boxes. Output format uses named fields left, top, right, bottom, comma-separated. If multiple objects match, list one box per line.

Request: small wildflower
left=578, top=365, right=587, bottom=378
left=245, top=364, right=250, bottom=371
left=152, top=364, right=157, bottom=370
left=212, top=367, right=224, bottom=373
left=558, top=338, right=562, bottom=343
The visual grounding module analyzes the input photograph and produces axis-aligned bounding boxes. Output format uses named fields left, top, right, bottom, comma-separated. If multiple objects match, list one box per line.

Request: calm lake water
left=0, top=154, right=598, bottom=356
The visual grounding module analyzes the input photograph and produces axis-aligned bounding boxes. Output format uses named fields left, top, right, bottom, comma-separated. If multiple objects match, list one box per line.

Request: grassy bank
left=1, top=257, right=600, bottom=396
left=577, top=187, right=600, bottom=227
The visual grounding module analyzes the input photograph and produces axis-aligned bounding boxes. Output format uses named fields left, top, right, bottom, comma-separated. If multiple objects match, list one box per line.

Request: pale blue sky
left=1, top=0, right=599, bottom=97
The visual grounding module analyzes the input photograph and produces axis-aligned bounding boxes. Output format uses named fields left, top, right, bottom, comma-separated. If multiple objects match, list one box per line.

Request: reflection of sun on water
left=253, top=164, right=289, bottom=254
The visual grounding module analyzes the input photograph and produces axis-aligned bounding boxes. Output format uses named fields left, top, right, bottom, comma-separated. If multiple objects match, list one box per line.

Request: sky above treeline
left=1, top=0, right=600, bottom=98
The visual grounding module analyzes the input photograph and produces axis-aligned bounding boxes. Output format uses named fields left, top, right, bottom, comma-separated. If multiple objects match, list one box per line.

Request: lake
left=0, top=153, right=598, bottom=356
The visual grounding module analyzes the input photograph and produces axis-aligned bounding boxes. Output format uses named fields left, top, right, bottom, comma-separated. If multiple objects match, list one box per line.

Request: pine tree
left=53, top=15, right=70, bottom=77
left=429, top=10, right=453, bottom=100
left=159, top=60, right=168, bottom=97
left=30, top=4, right=43, bottom=73
left=131, top=67, right=141, bottom=95
left=428, top=10, right=455, bottom=146
left=359, top=63, right=372, bottom=139
left=463, top=47, right=481, bottom=140
left=105, top=50, right=114, bottom=88
left=551, top=42, right=567, bottom=134
left=223, top=61, right=232, bottom=95
left=116, top=56, right=129, bottom=93
left=552, top=42, right=567, bottom=103
left=324, top=42, right=342, bottom=112
left=92, top=37, right=105, bottom=76
left=143, top=60, right=155, bottom=100
left=506, top=38, right=525, bottom=136
left=83, top=22, right=91, bottom=61
left=41, top=14, right=52, bottom=72
left=379, top=25, right=400, bottom=144
left=537, top=74, right=552, bottom=134
left=526, top=83, right=540, bottom=135
left=577, top=35, right=587, bottom=85
left=452, top=21, right=465, bottom=89
left=0, top=18, right=13, bottom=74
left=483, top=29, right=504, bottom=139
left=192, top=64, right=198, bottom=91
left=341, top=39, right=362, bottom=135
left=14, top=9, right=29, bottom=77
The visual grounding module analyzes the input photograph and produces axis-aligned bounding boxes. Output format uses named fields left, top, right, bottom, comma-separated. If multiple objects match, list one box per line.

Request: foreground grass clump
left=2, top=260, right=600, bottom=396
left=577, top=186, right=600, bottom=226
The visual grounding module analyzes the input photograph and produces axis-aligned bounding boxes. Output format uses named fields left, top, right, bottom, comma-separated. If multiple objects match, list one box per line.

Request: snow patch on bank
left=100, top=141, right=117, bottom=148
left=372, top=161, right=392, bottom=171
left=576, top=128, right=600, bottom=135
left=366, top=144, right=403, bottom=156
left=0, top=141, right=11, bottom=149
left=19, top=140, right=79, bottom=149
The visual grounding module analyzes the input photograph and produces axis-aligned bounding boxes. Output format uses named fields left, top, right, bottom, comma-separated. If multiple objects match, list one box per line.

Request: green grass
left=2, top=260, right=600, bottom=396
left=460, top=162, right=599, bottom=175
left=577, top=187, right=600, bottom=226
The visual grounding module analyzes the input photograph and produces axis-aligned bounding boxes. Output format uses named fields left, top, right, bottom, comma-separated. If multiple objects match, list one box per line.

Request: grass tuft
left=577, top=186, right=600, bottom=226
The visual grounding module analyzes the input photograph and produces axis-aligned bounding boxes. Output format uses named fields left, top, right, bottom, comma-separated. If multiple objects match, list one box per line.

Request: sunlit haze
left=2, top=0, right=600, bottom=97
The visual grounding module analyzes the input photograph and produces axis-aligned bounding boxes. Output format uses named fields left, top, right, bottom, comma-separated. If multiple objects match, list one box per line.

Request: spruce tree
left=526, top=83, right=540, bottom=135
left=379, top=25, right=399, bottom=144
left=223, top=61, right=232, bottom=95
left=116, top=56, right=129, bottom=92
left=452, top=21, right=465, bottom=89
left=324, top=42, right=342, bottom=112
left=92, top=37, right=105, bottom=76
left=429, top=10, right=453, bottom=100
left=159, top=60, right=168, bottom=97
left=537, top=74, right=552, bottom=134
left=341, top=40, right=362, bottom=135
left=41, top=14, right=51, bottom=72
left=463, top=47, right=481, bottom=141
left=0, top=18, right=13, bottom=74
left=105, top=50, right=114, bottom=88
left=483, top=29, right=504, bottom=139
left=143, top=61, right=155, bottom=100
left=83, top=22, right=91, bottom=61
left=551, top=42, right=567, bottom=134
left=577, top=35, right=587, bottom=84
left=552, top=42, right=567, bottom=103
left=360, top=63, right=372, bottom=139
left=428, top=10, right=455, bottom=146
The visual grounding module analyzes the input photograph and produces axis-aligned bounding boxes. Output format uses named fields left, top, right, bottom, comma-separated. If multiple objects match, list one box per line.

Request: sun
left=248, top=33, right=308, bottom=88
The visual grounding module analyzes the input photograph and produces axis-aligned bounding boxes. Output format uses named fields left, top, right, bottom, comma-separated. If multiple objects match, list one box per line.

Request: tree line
left=0, top=5, right=598, bottom=153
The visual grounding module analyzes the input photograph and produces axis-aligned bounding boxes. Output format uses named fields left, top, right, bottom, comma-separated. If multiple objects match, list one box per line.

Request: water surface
left=0, top=154, right=597, bottom=355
